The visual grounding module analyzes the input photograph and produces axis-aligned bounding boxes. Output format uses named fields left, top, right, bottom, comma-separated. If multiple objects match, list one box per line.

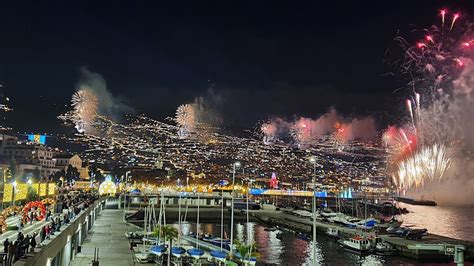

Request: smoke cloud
left=405, top=63, right=474, bottom=205
left=261, top=107, right=378, bottom=146
left=190, top=87, right=224, bottom=126
left=77, top=67, right=132, bottom=119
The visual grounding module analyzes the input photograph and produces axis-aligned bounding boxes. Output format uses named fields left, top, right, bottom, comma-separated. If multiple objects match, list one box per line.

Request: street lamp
left=309, top=157, right=317, bottom=265
left=229, top=161, right=240, bottom=257
left=0, top=168, right=4, bottom=210
left=12, top=180, right=17, bottom=206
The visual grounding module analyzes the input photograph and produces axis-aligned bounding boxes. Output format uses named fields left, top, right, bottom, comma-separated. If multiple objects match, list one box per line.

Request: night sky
left=0, top=1, right=469, bottom=133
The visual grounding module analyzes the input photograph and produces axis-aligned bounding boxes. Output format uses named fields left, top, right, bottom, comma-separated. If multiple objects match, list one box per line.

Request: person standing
left=13, top=241, right=20, bottom=263
left=40, top=226, right=46, bottom=243
left=7, top=241, right=14, bottom=266
left=3, top=238, right=9, bottom=253
left=22, top=235, right=30, bottom=257
left=30, top=234, right=37, bottom=253
left=3, top=238, right=9, bottom=265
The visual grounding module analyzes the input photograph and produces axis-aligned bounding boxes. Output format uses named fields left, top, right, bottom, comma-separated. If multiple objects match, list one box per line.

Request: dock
left=70, top=208, right=139, bottom=266
left=182, top=235, right=229, bottom=255
left=252, top=209, right=473, bottom=264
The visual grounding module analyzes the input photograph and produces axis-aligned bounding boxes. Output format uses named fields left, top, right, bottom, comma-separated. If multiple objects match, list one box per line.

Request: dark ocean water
left=172, top=205, right=474, bottom=265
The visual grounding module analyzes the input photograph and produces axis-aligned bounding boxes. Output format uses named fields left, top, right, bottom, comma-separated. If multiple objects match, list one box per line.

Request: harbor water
left=397, top=203, right=474, bottom=242
left=169, top=205, right=474, bottom=265
left=174, top=223, right=447, bottom=265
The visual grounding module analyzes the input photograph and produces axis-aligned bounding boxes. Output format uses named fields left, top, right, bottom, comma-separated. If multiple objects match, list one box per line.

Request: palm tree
left=153, top=224, right=178, bottom=266
left=233, top=239, right=259, bottom=265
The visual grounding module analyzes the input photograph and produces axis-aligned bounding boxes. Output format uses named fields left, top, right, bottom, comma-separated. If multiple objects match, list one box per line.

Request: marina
left=4, top=2, right=474, bottom=265
left=121, top=194, right=474, bottom=265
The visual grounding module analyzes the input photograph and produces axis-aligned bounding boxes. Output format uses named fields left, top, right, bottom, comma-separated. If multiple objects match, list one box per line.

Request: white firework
left=71, top=89, right=98, bottom=133
left=396, top=144, right=451, bottom=190
left=175, top=104, right=196, bottom=137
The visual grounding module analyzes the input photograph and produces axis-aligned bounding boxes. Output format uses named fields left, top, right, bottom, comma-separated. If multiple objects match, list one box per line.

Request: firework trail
left=450, top=13, right=460, bottom=31
left=406, top=99, right=415, bottom=130
left=71, top=89, right=99, bottom=133
left=440, top=9, right=446, bottom=29
left=175, top=104, right=196, bottom=138
left=386, top=9, right=474, bottom=198
left=393, top=10, right=474, bottom=97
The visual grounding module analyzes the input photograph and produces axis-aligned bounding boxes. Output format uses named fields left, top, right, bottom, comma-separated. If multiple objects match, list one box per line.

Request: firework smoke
left=260, top=108, right=377, bottom=147
left=174, top=88, right=223, bottom=140
left=388, top=10, right=474, bottom=204
left=59, top=67, right=131, bottom=134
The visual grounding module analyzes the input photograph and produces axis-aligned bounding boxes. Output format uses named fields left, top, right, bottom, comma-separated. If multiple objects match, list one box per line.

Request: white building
left=1, top=139, right=57, bottom=177
left=53, top=154, right=89, bottom=179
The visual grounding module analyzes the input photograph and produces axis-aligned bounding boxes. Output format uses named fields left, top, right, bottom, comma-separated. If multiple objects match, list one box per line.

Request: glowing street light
left=229, top=161, right=240, bottom=257
left=309, top=156, right=318, bottom=265
left=12, top=180, right=17, bottom=206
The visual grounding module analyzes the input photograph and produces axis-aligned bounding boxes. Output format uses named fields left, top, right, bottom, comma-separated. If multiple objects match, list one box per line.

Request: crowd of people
left=3, top=232, right=37, bottom=265
left=0, top=190, right=100, bottom=265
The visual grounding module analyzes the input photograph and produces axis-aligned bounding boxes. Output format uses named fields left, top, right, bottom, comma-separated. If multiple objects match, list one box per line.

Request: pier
left=253, top=209, right=474, bottom=264
left=70, top=207, right=141, bottom=266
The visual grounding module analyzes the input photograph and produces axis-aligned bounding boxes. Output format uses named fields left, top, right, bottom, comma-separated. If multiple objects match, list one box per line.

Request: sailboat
left=171, top=193, right=186, bottom=259
left=209, top=183, right=229, bottom=264
left=135, top=200, right=158, bottom=262
left=236, top=176, right=257, bottom=266
left=151, top=193, right=167, bottom=257
left=187, top=192, right=205, bottom=260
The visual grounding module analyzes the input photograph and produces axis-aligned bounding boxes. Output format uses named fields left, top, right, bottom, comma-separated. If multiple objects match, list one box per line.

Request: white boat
left=375, top=241, right=397, bottom=256
left=326, top=227, right=339, bottom=238
left=355, top=218, right=377, bottom=229
left=328, top=213, right=356, bottom=227
left=338, top=236, right=373, bottom=254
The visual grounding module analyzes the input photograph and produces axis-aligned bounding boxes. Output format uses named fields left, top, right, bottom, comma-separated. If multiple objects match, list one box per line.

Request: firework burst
left=71, top=89, right=99, bottom=133
left=385, top=9, right=474, bottom=192
left=395, top=144, right=451, bottom=190
left=394, top=9, right=474, bottom=96
left=175, top=104, right=196, bottom=138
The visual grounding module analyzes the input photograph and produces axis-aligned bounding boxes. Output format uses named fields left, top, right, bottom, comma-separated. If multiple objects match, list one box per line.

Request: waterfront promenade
left=70, top=209, right=137, bottom=266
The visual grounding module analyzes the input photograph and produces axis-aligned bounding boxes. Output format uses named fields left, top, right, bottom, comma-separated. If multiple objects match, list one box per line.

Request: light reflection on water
left=171, top=221, right=430, bottom=265
left=151, top=205, right=473, bottom=265
left=398, top=204, right=474, bottom=242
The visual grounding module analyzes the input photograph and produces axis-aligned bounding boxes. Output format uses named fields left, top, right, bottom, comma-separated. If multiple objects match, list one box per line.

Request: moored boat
left=326, top=227, right=339, bottom=238
left=375, top=242, right=397, bottom=256
left=187, top=248, right=205, bottom=259
left=338, top=235, right=373, bottom=254
left=150, top=244, right=167, bottom=257
left=209, top=249, right=228, bottom=262
left=171, top=246, right=186, bottom=258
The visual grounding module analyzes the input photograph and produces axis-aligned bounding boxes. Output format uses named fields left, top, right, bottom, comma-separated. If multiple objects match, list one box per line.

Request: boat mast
left=220, top=183, right=224, bottom=250
left=230, top=162, right=240, bottom=256
left=178, top=193, right=181, bottom=246
left=196, top=192, right=200, bottom=249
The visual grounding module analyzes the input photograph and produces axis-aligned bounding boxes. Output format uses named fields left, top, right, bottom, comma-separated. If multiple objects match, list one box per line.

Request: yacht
left=338, top=236, right=373, bottom=254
